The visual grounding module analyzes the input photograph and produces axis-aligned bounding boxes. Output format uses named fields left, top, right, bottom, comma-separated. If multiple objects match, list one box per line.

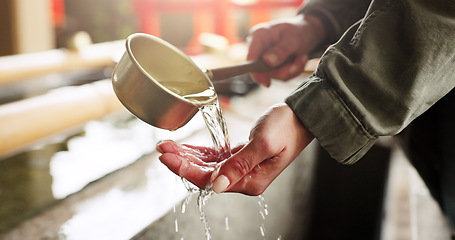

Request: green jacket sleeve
left=286, top=0, right=455, bottom=164
left=299, top=0, right=372, bottom=53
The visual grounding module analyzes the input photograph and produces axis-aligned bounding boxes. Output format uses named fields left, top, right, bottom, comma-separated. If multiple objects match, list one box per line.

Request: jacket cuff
left=285, top=77, right=377, bottom=164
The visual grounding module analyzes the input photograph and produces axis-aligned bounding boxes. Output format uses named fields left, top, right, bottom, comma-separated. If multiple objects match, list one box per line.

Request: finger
left=211, top=139, right=277, bottom=193
left=250, top=54, right=307, bottom=84
left=226, top=150, right=294, bottom=195
left=159, top=153, right=215, bottom=189
left=181, top=143, right=217, bottom=154
left=250, top=72, right=271, bottom=87
left=157, top=140, right=219, bottom=164
left=247, top=25, right=274, bottom=62
left=231, top=144, right=245, bottom=154
left=268, top=55, right=308, bottom=81
left=226, top=163, right=279, bottom=195
left=262, top=28, right=303, bottom=67
left=156, top=139, right=178, bottom=154
left=180, top=144, right=220, bottom=162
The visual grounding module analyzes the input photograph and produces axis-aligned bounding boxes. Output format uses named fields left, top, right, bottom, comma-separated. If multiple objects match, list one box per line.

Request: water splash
left=198, top=185, right=215, bottom=240
left=258, top=195, right=269, bottom=217
left=180, top=179, right=215, bottom=240
left=258, top=195, right=269, bottom=239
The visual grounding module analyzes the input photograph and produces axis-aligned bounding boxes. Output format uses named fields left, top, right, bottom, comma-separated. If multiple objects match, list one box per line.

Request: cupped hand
left=156, top=140, right=240, bottom=190
left=157, top=103, right=314, bottom=196
left=247, top=14, right=325, bottom=87
left=210, top=103, right=314, bottom=195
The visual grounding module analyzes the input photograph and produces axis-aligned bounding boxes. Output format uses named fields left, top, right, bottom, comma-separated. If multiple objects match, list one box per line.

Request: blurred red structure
left=133, top=0, right=304, bottom=54
left=51, top=0, right=66, bottom=28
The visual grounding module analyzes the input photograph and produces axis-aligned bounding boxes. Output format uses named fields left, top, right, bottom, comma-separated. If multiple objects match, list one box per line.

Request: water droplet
left=225, top=216, right=230, bottom=231
left=260, top=224, right=266, bottom=237
left=260, top=211, right=265, bottom=220
left=174, top=219, right=179, bottom=233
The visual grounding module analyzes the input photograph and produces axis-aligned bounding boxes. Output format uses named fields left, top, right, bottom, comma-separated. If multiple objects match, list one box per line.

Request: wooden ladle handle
left=206, top=60, right=271, bottom=82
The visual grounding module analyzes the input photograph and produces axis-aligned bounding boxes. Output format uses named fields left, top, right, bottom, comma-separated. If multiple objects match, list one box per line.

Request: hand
left=156, top=140, right=241, bottom=189
left=247, top=14, right=325, bottom=87
left=210, top=103, right=314, bottom=195
left=157, top=103, right=314, bottom=195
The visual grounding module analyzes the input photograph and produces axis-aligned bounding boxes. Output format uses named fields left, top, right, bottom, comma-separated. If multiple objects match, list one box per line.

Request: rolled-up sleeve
left=300, top=0, right=372, bottom=48
left=287, top=0, right=455, bottom=164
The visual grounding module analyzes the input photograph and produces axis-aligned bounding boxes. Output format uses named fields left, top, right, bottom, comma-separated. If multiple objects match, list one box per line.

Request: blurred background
left=0, top=0, right=303, bottom=155
left=0, top=0, right=302, bottom=56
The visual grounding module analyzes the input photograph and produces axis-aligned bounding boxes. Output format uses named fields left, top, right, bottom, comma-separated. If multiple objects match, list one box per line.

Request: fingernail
left=156, top=146, right=163, bottom=153
left=212, top=175, right=230, bottom=193
left=264, top=53, right=278, bottom=66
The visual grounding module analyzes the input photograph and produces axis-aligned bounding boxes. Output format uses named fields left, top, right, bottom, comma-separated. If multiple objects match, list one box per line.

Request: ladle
left=112, top=33, right=281, bottom=130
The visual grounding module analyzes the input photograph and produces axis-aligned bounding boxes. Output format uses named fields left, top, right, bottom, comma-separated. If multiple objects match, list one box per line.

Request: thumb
left=211, top=139, right=274, bottom=193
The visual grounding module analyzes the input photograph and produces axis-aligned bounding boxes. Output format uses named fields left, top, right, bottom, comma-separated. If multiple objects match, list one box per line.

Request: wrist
left=304, top=14, right=326, bottom=42
left=283, top=103, right=314, bottom=141
left=295, top=13, right=327, bottom=55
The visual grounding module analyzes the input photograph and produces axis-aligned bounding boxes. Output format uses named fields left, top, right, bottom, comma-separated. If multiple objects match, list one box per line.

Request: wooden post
left=0, top=80, right=125, bottom=158
left=0, top=0, right=55, bottom=55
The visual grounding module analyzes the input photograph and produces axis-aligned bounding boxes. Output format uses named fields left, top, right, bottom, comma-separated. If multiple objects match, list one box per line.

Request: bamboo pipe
left=0, top=79, right=125, bottom=158
left=0, top=41, right=124, bottom=86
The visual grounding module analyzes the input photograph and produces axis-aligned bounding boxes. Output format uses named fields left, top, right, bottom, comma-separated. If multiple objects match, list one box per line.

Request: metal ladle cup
left=112, top=33, right=273, bottom=130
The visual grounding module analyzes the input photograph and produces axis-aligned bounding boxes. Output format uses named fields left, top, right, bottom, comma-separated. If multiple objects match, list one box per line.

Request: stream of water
left=183, top=100, right=230, bottom=240
left=164, top=81, right=270, bottom=239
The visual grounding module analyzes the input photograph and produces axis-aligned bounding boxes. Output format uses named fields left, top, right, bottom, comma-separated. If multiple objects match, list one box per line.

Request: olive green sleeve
left=299, top=0, right=372, bottom=51
left=287, top=0, right=455, bottom=164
